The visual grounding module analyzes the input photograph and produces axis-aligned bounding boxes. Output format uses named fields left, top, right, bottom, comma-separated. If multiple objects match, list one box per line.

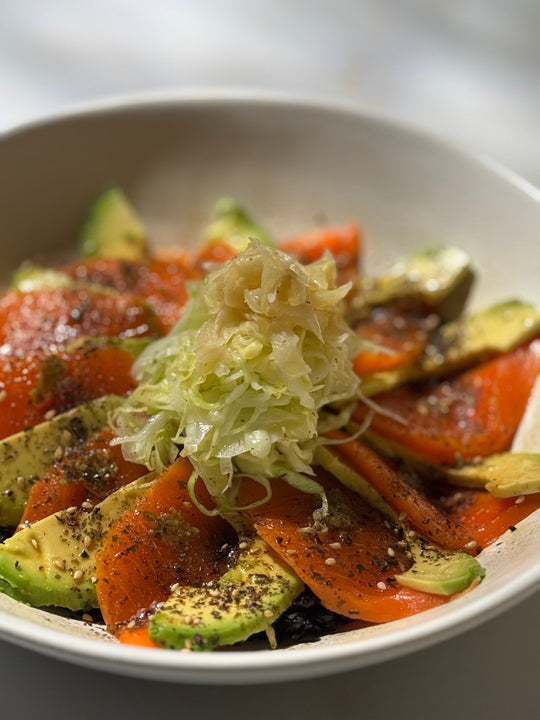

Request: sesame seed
left=407, top=530, right=416, bottom=539
left=54, top=446, right=63, bottom=461
left=184, top=639, right=192, bottom=651
left=2, top=363, right=12, bottom=373
left=286, top=548, right=297, bottom=555
left=398, top=512, right=407, bottom=522
left=31, top=538, right=39, bottom=551
left=325, top=557, right=337, bottom=566
left=44, top=409, right=56, bottom=421
left=66, top=506, right=77, bottom=514
left=377, top=581, right=387, bottom=591
left=329, top=542, right=341, bottom=549
left=208, top=589, right=219, bottom=597
left=62, top=430, right=72, bottom=441
left=0, top=390, right=6, bottom=402
left=238, top=541, right=248, bottom=550
left=82, top=613, right=93, bottom=623
left=183, top=615, right=193, bottom=625
left=127, top=619, right=136, bottom=629
left=264, top=609, right=274, bottom=618
left=464, top=540, right=477, bottom=550
left=81, top=501, right=94, bottom=510
left=170, top=582, right=180, bottom=593
left=53, top=559, right=66, bottom=571
left=220, top=543, right=229, bottom=552
left=387, top=547, right=395, bottom=558
left=72, top=569, right=84, bottom=582
left=515, top=495, right=525, bottom=505
left=83, top=535, right=92, bottom=549
left=16, top=476, right=25, bottom=488
left=397, top=540, right=407, bottom=548
left=91, top=576, right=98, bottom=584
left=231, top=588, right=240, bottom=598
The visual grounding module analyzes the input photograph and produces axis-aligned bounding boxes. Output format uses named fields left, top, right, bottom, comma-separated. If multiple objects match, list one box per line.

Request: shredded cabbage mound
left=111, top=240, right=361, bottom=503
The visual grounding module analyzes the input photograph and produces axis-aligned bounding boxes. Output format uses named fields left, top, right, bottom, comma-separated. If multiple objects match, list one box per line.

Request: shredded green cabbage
left=111, top=240, right=361, bottom=503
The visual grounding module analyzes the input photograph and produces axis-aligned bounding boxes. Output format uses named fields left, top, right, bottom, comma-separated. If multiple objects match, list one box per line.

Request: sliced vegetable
left=79, top=187, right=148, bottom=261
left=95, top=457, right=233, bottom=631
left=112, top=241, right=360, bottom=500
left=0, top=395, right=122, bottom=526
left=354, top=341, right=540, bottom=465
left=149, top=535, right=303, bottom=651
left=350, top=244, right=474, bottom=322
left=19, top=427, right=147, bottom=527
left=0, top=476, right=151, bottom=610
left=323, top=434, right=474, bottom=552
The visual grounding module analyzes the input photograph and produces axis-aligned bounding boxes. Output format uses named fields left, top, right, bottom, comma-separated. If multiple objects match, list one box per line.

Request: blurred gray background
left=1, top=0, right=539, bottom=184
left=0, top=2, right=539, bottom=718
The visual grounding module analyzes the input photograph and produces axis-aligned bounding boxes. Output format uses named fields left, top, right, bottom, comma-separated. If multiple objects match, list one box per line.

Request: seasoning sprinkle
left=264, top=609, right=274, bottom=618
left=31, top=538, right=39, bottom=551
left=515, top=495, right=525, bottom=505
left=83, top=535, right=92, bottom=549
left=387, top=547, right=395, bottom=558
left=464, top=540, right=477, bottom=550
left=170, top=582, right=180, bottom=593
left=286, top=548, right=297, bottom=556
left=53, top=559, right=66, bottom=571
left=238, top=541, right=248, bottom=550
left=377, top=581, right=387, bottom=591
left=325, top=557, right=337, bottom=566
left=329, top=542, right=341, bottom=550
left=81, top=501, right=94, bottom=510
left=72, top=569, right=84, bottom=582
left=44, top=409, right=56, bottom=421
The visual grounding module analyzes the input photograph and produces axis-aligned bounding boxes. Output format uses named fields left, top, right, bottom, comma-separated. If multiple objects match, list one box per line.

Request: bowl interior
left=0, top=96, right=539, bottom=683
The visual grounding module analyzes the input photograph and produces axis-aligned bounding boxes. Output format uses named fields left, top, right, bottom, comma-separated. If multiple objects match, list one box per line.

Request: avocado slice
left=443, top=453, right=540, bottom=498
left=357, top=299, right=540, bottom=397
left=12, top=266, right=73, bottom=292
left=395, top=537, right=485, bottom=595
left=351, top=245, right=475, bottom=322
left=316, top=445, right=485, bottom=596
left=0, top=475, right=153, bottom=610
left=79, top=187, right=148, bottom=261
left=419, top=300, right=540, bottom=377
left=202, top=197, right=273, bottom=253
left=149, top=535, right=304, bottom=651
left=0, top=395, right=122, bottom=526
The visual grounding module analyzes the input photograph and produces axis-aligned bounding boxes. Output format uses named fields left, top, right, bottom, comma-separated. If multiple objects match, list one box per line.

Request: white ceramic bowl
left=0, top=93, right=539, bottom=684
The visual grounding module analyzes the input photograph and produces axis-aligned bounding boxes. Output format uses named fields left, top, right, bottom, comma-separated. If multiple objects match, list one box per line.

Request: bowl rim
left=0, top=90, right=539, bottom=683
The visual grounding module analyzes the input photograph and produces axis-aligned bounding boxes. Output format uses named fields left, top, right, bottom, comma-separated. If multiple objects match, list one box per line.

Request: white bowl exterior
left=0, top=94, right=539, bottom=683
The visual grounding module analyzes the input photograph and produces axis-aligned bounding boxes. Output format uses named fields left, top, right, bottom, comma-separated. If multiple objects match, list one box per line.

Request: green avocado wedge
left=350, top=245, right=475, bottom=323
left=357, top=299, right=540, bottom=397
left=79, top=187, right=148, bottom=261
left=202, top=197, right=273, bottom=252
left=149, top=535, right=304, bottom=651
left=395, top=537, right=485, bottom=596
left=443, top=453, right=540, bottom=498
left=0, top=395, right=122, bottom=526
left=0, top=475, right=153, bottom=611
